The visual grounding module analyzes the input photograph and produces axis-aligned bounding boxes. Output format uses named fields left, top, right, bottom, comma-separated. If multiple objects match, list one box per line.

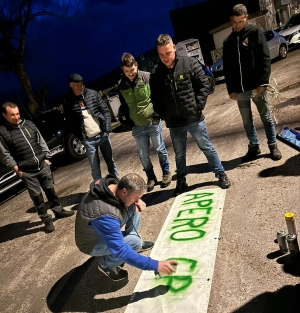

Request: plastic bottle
left=285, top=212, right=297, bottom=235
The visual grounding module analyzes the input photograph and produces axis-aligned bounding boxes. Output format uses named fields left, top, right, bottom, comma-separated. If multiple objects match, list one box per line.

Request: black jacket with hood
left=223, top=23, right=271, bottom=94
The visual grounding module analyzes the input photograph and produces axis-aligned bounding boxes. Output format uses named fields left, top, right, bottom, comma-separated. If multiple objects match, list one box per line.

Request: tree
left=0, top=0, right=76, bottom=115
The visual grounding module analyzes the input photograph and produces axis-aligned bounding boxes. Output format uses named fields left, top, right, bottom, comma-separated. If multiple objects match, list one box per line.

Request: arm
left=117, top=89, right=135, bottom=127
left=256, top=28, right=271, bottom=88
left=96, top=92, right=112, bottom=133
left=0, top=137, right=22, bottom=176
left=190, top=57, right=209, bottom=111
left=90, top=216, right=158, bottom=271
left=149, top=71, right=164, bottom=119
left=37, top=128, right=51, bottom=160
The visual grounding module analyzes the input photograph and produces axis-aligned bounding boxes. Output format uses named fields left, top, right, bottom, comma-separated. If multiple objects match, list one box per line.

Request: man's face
left=230, top=14, right=248, bottom=32
left=122, top=63, right=138, bottom=81
left=2, top=106, right=20, bottom=125
left=157, top=42, right=176, bottom=68
left=122, top=189, right=143, bottom=208
left=70, top=82, right=84, bottom=95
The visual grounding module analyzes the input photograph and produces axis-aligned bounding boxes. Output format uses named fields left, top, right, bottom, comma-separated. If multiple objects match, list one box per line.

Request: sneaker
left=218, top=172, right=231, bottom=189
left=241, top=144, right=261, bottom=162
left=138, top=241, right=154, bottom=253
left=174, top=181, right=188, bottom=196
left=268, top=143, right=282, bottom=161
left=98, top=264, right=128, bottom=281
left=52, top=206, right=75, bottom=218
left=44, top=218, right=55, bottom=233
left=161, top=172, right=172, bottom=188
left=147, top=178, right=157, bottom=192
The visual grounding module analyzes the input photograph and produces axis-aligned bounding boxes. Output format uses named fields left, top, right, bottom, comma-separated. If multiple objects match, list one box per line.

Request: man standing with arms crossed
left=63, top=74, right=119, bottom=180
left=118, top=53, right=172, bottom=192
left=223, top=4, right=282, bottom=162
left=150, top=34, right=231, bottom=196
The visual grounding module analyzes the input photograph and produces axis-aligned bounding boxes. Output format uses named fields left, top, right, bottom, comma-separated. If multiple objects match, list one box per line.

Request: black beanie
left=69, top=73, right=83, bottom=83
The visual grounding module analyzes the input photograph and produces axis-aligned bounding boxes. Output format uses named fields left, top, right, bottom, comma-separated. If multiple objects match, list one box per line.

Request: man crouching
left=75, top=173, right=178, bottom=281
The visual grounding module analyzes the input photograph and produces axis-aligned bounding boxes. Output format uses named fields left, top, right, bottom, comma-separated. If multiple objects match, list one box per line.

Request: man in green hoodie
left=118, top=53, right=172, bottom=192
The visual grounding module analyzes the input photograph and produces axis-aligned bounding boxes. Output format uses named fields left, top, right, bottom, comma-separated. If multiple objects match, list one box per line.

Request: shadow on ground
left=47, top=257, right=169, bottom=312
left=231, top=283, right=300, bottom=313
left=259, top=153, right=300, bottom=177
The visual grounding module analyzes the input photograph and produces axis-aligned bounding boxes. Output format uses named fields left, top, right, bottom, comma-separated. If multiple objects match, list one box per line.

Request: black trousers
left=21, top=161, right=60, bottom=221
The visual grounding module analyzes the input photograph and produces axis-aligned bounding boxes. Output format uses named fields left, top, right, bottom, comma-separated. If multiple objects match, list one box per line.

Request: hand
left=13, top=165, right=22, bottom=177
left=105, top=131, right=110, bottom=136
left=229, top=93, right=237, bottom=100
left=45, top=159, right=51, bottom=165
left=157, top=260, right=179, bottom=275
left=256, top=86, right=267, bottom=97
left=135, top=199, right=146, bottom=212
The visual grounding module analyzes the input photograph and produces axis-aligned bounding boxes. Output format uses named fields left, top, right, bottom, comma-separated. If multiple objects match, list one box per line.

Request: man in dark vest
left=75, top=173, right=178, bottom=281
left=0, top=102, right=74, bottom=233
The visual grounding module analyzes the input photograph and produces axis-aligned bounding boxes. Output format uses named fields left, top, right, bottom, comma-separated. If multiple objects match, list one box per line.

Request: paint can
left=287, top=234, right=300, bottom=255
left=285, top=212, right=297, bottom=235
left=276, top=230, right=288, bottom=254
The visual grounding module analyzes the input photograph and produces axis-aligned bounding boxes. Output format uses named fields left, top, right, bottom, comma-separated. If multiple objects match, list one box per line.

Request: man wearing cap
left=62, top=74, right=118, bottom=180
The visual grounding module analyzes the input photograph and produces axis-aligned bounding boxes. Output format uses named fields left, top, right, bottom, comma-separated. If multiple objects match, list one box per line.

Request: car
left=279, top=13, right=300, bottom=46
left=0, top=109, right=87, bottom=195
left=210, top=30, right=289, bottom=81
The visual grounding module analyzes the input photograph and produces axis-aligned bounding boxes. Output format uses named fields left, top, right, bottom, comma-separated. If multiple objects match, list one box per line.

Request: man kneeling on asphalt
left=75, top=173, right=178, bottom=281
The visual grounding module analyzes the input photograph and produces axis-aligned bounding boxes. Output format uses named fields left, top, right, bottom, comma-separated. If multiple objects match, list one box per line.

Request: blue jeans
left=236, top=91, right=276, bottom=145
left=132, top=121, right=170, bottom=179
left=169, top=120, right=224, bottom=182
left=83, top=133, right=118, bottom=180
left=90, top=204, right=142, bottom=269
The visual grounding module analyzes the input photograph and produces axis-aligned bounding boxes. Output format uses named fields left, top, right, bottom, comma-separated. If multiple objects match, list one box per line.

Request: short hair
left=121, top=53, right=136, bottom=67
left=118, top=173, right=147, bottom=194
left=231, top=4, right=247, bottom=16
left=1, top=102, right=18, bottom=114
left=156, top=34, right=173, bottom=47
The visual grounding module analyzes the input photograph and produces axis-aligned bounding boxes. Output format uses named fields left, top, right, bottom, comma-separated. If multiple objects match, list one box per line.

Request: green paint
left=171, top=217, right=209, bottom=229
left=170, top=229, right=206, bottom=241
left=155, top=258, right=198, bottom=293
left=177, top=206, right=213, bottom=216
left=183, top=192, right=214, bottom=201
left=182, top=198, right=213, bottom=208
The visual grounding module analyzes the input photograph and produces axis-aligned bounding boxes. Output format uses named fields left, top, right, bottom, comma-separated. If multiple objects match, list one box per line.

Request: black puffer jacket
left=223, top=24, right=271, bottom=94
left=150, top=55, right=209, bottom=128
left=62, top=87, right=111, bottom=140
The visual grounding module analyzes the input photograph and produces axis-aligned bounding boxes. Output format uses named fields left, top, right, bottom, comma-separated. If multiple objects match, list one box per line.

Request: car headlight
left=291, top=30, right=300, bottom=37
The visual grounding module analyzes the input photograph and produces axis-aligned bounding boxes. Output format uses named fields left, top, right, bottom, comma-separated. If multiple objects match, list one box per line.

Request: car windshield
left=281, top=14, right=300, bottom=30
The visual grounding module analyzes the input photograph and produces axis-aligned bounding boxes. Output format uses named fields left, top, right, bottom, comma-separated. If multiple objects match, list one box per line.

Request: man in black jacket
left=0, top=102, right=74, bottom=233
left=150, top=34, right=231, bottom=196
left=62, top=74, right=118, bottom=180
left=223, top=4, right=282, bottom=162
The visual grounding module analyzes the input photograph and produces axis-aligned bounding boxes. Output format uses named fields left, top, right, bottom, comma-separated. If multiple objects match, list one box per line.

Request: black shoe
left=218, top=172, right=231, bottom=189
left=174, top=181, right=188, bottom=196
left=44, top=218, right=55, bottom=233
left=268, top=143, right=282, bottom=160
left=52, top=206, right=75, bottom=219
left=161, top=172, right=172, bottom=188
left=98, top=264, right=128, bottom=281
left=138, top=241, right=154, bottom=253
left=241, top=144, right=261, bottom=162
left=147, top=178, right=157, bottom=192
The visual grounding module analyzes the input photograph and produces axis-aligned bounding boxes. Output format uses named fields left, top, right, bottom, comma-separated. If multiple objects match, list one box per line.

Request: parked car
left=0, top=109, right=86, bottom=194
left=210, top=30, right=289, bottom=81
left=279, top=13, right=300, bottom=46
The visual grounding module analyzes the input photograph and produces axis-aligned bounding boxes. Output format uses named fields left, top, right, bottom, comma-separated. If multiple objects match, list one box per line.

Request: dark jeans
left=21, top=161, right=60, bottom=221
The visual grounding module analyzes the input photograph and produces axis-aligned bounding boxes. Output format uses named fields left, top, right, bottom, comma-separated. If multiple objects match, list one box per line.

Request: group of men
left=0, top=4, right=282, bottom=281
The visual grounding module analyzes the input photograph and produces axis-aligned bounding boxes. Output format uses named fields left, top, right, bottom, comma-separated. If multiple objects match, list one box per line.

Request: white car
left=279, top=13, right=300, bottom=46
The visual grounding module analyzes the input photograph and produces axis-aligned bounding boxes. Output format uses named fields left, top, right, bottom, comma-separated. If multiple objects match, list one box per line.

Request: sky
left=0, top=0, right=209, bottom=107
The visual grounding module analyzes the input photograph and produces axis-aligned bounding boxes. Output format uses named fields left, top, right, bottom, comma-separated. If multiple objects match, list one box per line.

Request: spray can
left=155, top=264, right=177, bottom=279
left=276, top=230, right=289, bottom=254
left=287, top=234, right=300, bottom=255
left=285, top=212, right=297, bottom=235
